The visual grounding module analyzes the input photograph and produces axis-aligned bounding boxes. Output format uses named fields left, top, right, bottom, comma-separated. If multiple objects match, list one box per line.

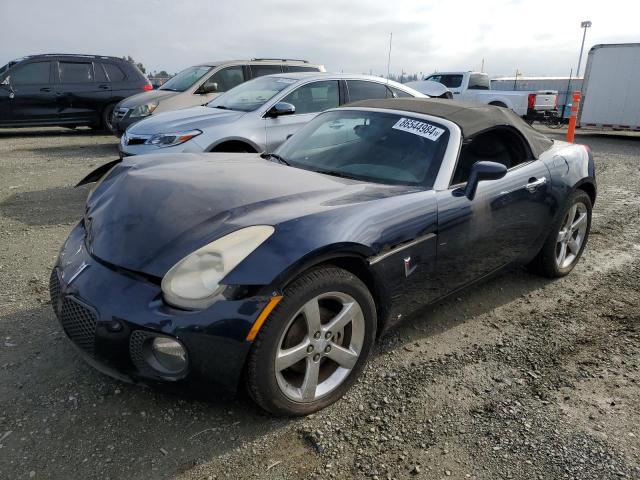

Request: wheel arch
left=208, top=138, right=260, bottom=153
left=488, top=100, right=509, bottom=108
left=574, top=179, right=597, bottom=206
left=273, top=246, right=391, bottom=337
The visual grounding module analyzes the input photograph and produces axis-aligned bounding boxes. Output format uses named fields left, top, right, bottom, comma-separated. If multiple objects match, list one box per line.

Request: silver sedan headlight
left=129, top=102, right=158, bottom=118
left=161, top=226, right=275, bottom=309
left=146, top=129, right=202, bottom=148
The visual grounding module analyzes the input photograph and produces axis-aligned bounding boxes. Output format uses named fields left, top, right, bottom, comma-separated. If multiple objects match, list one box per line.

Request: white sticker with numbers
left=392, top=117, right=445, bottom=141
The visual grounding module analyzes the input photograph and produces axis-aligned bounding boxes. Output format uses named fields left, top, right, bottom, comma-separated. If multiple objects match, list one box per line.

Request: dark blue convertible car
left=50, top=99, right=596, bottom=415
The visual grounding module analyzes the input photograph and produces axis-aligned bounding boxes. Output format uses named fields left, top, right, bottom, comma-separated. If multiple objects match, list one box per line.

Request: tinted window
left=425, top=74, right=463, bottom=88
left=60, top=62, right=94, bottom=83
left=468, top=74, right=490, bottom=90
left=208, top=76, right=294, bottom=112
left=10, top=62, right=50, bottom=85
left=204, top=66, right=244, bottom=92
left=250, top=64, right=283, bottom=78
left=285, top=65, right=320, bottom=72
left=160, top=65, right=212, bottom=92
left=104, top=63, right=126, bottom=82
left=276, top=110, right=449, bottom=187
left=346, top=80, right=392, bottom=102
left=94, top=63, right=108, bottom=82
left=389, top=86, right=413, bottom=98
left=281, top=80, right=339, bottom=114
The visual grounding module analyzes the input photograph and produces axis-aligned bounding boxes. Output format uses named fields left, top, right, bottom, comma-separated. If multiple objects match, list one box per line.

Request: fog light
left=150, top=337, right=187, bottom=374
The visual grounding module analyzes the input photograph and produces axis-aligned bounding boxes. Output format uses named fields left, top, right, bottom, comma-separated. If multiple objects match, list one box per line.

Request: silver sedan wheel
left=556, top=201, right=588, bottom=269
left=274, top=292, right=365, bottom=403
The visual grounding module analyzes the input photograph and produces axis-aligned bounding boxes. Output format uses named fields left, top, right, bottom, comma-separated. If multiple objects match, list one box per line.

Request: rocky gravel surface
left=0, top=126, right=638, bottom=479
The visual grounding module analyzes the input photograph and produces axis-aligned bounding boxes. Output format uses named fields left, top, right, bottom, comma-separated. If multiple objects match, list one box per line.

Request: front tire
left=246, top=267, right=376, bottom=416
left=528, top=190, right=592, bottom=278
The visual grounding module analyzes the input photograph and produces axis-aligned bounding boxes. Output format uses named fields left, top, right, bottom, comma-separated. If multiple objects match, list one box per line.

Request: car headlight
left=146, top=129, right=202, bottom=148
left=129, top=102, right=158, bottom=118
left=161, top=225, right=275, bottom=309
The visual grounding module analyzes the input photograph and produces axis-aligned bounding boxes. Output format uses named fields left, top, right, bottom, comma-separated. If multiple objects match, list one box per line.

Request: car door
left=264, top=80, right=340, bottom=152
left=434, top=129, right=553, bottom=296
left=2, top=60, right=57, bottom=124
left=195, top=65, right=245, bottom=104
left=57, top=60, right=103, bottom=124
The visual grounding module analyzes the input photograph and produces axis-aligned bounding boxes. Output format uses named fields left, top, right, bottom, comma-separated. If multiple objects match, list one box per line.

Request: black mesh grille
left=49, top=269, right=61, bottom=313
left=59, top=298, right=97, bottom=355
left=129, top=330, right=156, bottom=376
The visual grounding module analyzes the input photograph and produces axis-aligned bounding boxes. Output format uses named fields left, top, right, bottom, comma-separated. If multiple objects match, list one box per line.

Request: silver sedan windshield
left=207, top=76, right=297, bottom=112
left=274, top=110, right=450, bottom=187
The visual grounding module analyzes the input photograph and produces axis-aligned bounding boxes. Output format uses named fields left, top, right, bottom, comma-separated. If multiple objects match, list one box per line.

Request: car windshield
left=0, top=61, right=17, bottom=76
left=207, top=76, right=296, bottom=112
left=274, top=110, right=450, bottom=187
left=159, top=65, right=213, bottom=92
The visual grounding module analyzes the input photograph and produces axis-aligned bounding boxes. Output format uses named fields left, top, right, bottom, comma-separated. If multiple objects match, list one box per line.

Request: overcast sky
left=1, top=0, right=638, bottom=78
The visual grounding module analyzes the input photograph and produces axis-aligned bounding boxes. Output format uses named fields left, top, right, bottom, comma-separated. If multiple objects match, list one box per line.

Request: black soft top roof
left=346, top=98, right=554, bottom=158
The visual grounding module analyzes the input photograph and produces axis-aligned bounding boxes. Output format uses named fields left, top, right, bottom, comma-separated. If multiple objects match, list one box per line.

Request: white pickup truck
left=408, top=71, right=558, bottom=119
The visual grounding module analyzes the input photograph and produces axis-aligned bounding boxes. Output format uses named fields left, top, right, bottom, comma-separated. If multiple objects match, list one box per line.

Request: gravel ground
left=0, top=126, right=638, bottom=480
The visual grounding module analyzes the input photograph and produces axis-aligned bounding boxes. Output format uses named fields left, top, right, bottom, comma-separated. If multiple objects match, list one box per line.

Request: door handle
left=525, top=177, right=547, bottom=192
left=40, top=87, right=52, bottom=92
left=98, top=84, right=109, bottom=90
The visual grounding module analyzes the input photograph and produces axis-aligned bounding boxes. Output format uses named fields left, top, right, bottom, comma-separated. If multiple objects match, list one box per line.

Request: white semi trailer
left=579, top=43, right=640, bottom=131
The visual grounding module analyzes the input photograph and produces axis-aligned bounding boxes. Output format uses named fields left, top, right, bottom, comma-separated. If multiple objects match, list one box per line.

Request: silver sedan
left=118, top=72, right=426, bottom=156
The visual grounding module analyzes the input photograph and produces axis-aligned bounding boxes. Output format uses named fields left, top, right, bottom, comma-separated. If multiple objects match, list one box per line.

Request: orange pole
left=566, top=91, right=581, bottom=143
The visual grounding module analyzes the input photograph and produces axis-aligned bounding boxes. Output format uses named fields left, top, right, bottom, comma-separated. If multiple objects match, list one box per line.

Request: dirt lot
left=0, top=126, right=638, bottom=480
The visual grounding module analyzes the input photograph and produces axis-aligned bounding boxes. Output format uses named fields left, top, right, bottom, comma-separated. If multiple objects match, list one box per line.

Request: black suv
left=0, top=54, right=151, bottom=131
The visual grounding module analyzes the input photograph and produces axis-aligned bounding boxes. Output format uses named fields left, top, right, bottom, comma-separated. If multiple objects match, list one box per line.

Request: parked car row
left=110, top=58, right=326, bottom=135
left=118, top=72, right=425, bottom=157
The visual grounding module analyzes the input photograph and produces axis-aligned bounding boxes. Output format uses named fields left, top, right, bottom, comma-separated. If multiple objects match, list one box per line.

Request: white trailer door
left=580, top=43, right=640, bottom=129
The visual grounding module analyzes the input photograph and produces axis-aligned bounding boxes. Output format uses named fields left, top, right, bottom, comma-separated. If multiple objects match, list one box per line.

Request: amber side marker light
left=246, top=295, right=284, bottom=341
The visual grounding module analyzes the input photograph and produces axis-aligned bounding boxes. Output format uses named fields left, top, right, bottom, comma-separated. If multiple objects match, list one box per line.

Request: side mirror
left=463, top=161, right=507, bottom=200
left=199, top=82, right=218, bottom=94
left=265, top=102, right=295, bottom=118
left=1, top=76, right=9, bottom=86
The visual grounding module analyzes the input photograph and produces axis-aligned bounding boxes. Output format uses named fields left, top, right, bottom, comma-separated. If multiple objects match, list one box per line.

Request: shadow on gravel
left=0, top=127, right=108, bottom=138
left=0, top=185, right=89, bottom=226
left=0, top=305, right=289, bottom=480
left=13, top=143, right=119, bottom=157
left=381, top=266, right=551, bottom=352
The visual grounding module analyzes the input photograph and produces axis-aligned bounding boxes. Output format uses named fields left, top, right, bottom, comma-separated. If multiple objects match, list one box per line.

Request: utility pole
left=576, top=20, right=592, bottom=77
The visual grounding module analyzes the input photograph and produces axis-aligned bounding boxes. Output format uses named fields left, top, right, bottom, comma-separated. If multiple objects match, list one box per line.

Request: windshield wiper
left=213, top=105, right=229, bottom=109
left=260, top=153, right=290, bottom=166
left=315, top=169, right=360, bottom=180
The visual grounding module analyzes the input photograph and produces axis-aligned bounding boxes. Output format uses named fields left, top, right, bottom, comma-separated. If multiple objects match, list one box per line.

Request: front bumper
left=111, top=108, right=145, bottom=136
left=50, top=222, right=271, bottom=391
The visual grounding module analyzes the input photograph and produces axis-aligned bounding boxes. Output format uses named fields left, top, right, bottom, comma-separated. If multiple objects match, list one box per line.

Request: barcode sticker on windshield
left=276, top=78, right=297, bottom=84
left=392, top=118, right=445, bottom=141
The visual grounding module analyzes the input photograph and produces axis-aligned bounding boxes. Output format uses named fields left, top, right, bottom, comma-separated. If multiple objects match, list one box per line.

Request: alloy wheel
left=556, top=201, right=588, bottom=269
left=274, top=291, right=365, bottom=402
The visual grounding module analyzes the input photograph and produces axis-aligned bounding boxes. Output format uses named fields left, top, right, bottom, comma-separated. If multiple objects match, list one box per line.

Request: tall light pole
left=576, top=20, right=592, bottom=77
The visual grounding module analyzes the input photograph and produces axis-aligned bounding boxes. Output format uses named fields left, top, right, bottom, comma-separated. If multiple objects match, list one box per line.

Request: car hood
left=85, top=153, right=415, bottom=278
left=118, top=89, right=178, bottom=108
left=127, top=106, right=244, bottom=135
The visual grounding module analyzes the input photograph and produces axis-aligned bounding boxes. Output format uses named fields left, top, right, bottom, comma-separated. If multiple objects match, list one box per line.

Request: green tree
left=122, top=55, right=146, bottom=74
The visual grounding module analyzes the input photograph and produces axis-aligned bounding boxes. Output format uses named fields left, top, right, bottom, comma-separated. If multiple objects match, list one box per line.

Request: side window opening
left=281, top=80, right=339, bottom=115
left=451, top=129, right=530, bottom=185
left=203, top=66, right=244, bottom=93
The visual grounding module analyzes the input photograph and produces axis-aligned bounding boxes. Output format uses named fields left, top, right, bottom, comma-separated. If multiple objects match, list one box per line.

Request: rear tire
left=245, top=266, right=376, bottom=416
left=92, top=104, right=116, bottom=132
left=528, top=190, right=592, bottom=278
